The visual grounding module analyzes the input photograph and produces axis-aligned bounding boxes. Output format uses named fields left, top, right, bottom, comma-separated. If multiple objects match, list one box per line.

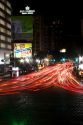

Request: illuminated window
left=0, top=11, right=5, bottom=17
left=0, top=19, right=5, bottom=25
left=6, top=8, right=11, bottom=15
left=0, top=43, right=6, bottom=48
left=7, top=37, right=11, bottom=42
left=7, top=45, right=11, bottom=49
left=7, top=30, right=11, bottom=35
left=7, top=23, right=11, bottom=29
left=0, top=27, right=6, bottom=33
left=7, top=1, right=11, bottom=8
left=0, top=2, right=5, bottom=10
left=0, top=35, right=5, bottom=41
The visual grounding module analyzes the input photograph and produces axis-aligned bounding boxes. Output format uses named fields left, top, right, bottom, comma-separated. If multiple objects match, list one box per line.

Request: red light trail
left=0, top=61, right=83, bottom=95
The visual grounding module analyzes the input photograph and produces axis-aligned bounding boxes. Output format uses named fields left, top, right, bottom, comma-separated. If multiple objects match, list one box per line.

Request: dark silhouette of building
left=33, top=16, right=82, bottom=59
left=33, top=16, right=64, bottom=55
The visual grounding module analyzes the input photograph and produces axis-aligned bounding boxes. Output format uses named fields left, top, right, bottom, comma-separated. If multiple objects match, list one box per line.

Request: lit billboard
left=14, top=43, right=32, bottom=58
left=11, top=16, right=33, bottom=41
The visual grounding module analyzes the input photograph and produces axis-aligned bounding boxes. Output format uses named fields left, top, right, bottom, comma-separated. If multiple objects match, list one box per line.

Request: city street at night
left=0, top=0, right=83, bottom=124
left=0, top=62, right=83, bottom=124
left=0, top=61, right=83, bottom=95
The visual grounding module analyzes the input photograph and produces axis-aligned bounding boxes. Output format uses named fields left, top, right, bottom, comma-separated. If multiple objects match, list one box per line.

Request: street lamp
left=36, top=59, right=40, bottom=64
left=60, top=48, right=66, bottom=53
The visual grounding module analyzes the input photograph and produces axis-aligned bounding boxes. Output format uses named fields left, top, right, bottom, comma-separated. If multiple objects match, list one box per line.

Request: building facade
left=0, top=0, right=11, bottom=74
left=33, top=16, right=45, bottom=55
left=33, top=16, right=64, bottom=55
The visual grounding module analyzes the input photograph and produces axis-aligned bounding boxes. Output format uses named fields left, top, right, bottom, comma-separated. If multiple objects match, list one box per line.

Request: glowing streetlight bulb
left=60, top=48, right=66, bottom=53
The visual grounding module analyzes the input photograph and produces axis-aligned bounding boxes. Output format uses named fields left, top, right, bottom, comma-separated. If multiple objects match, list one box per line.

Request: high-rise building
left=33, top=16, right=45, bottom=55
left=46, top=18, right=64, bottom=51
left=0, top=0, right=11, bottom=70
left=33, top=16, right=64, bottom=55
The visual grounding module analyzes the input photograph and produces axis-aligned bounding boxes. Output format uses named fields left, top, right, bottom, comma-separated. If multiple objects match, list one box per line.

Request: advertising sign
left=11, top=16, right=33, bottom=41
left=14, top=43, right=32, bottom=58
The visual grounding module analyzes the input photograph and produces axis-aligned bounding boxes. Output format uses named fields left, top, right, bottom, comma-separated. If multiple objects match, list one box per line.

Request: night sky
left=9, top=0, right=83, bottom=47
left=9, top=0, right=82, bottom=17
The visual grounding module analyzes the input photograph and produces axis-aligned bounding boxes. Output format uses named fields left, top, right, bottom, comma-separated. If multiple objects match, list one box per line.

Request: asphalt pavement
left=0, top=87, right=83, bottom=125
